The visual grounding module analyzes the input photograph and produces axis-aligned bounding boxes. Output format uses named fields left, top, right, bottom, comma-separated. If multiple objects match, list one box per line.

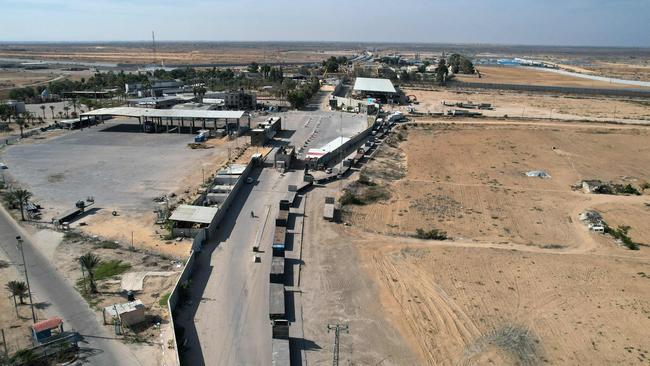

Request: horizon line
left=0, top=40, right=648, bottom=50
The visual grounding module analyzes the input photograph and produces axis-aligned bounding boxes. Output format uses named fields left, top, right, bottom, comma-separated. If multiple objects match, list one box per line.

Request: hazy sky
left=1, top=0, right=649, bottom=47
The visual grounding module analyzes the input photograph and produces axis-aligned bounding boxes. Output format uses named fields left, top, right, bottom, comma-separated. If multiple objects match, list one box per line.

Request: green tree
left=8, top=188, right=33, bottom=221
left=323, top=56, right=340, bottom=73
left=247, top=62, right=260, bottom=73
left=287, top=90, right=307, bottom=109
left=39, top=105, right=46, bottom=119
left=260, top=64, right=271, bottom=79
left=6, top=280, right=28, bottom=305
left=6, top=280, right=28, bottom=317
left=15, top=116, right=26, bottom=138
left=435, top=59, right=449, bottom=83
left=49, top=105, right=55, bottom=119
left=459, top=58, right=475, bottom=74
left=63, top=106, right=70, bottom=118
left=79, top=252, right=100, bottom=293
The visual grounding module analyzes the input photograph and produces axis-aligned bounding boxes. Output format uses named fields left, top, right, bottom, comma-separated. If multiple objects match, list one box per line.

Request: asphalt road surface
left=0, top=206, right=141, bottom=365
left=177, top=166, right=303, bottom=366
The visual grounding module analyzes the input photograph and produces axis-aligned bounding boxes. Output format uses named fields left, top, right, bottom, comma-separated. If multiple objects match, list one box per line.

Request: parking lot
left=274, top=111, right=368, bottom=158
left=2, top=119, right=228, bottom=215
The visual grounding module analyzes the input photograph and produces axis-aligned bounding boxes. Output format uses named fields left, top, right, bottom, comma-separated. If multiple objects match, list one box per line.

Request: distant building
left=352, top=77, right=401, bottom=104
left=126, top=96, right=182, bottom=109
left=125, top=80, right=184, bottom=97
left=3, top=100, right=26, bottom=115
left=204, top=90, right=257, bottom=111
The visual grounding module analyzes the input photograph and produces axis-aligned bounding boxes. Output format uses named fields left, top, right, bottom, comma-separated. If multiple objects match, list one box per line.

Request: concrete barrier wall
left=206, top=161, right=254, bottom=239
left=167, top=247, right=197, bottom=366
left=166, top=158, right=255, bottom=365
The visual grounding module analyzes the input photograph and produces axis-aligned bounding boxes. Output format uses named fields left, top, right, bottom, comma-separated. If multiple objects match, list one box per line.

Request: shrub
left=358, top=171, right=376, bottom=186
left=619, top=184, right=641, bottom=196
left=605, top=225, right=639, bottom=250
left=340, top=190, right=363, bottom=206
left=413, top=228, right=448, bottom=240
left=95, top=240, right=120, bottom=249
left=640, top=182, right=650, bottom=191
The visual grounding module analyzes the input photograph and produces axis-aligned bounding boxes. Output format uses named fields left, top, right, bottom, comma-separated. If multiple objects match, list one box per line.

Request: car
left=246, top=177, right=255, bottom=184
left=0, top=163, right=7, bottom=169
left=325, top=168, right=333, bottom=174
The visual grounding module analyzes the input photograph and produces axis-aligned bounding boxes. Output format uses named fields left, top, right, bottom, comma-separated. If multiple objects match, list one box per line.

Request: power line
left=327, top=323, right=349, bottom=366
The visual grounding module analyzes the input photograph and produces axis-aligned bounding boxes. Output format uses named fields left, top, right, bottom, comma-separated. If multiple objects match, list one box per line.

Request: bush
left=362, top=185, right=390, bottom=203
left=413, top=228, right=448, bottom=240
left=640, top=182, right=650, bottom=191
left=605, top=225, right=639, bottom=250
left=95, top=241, right=120, bottom=249
left=619, top=184, right=641, bottom=196
left=358, top=171, right=375, bottom=186
left=340, top=190, right=363, bottom=206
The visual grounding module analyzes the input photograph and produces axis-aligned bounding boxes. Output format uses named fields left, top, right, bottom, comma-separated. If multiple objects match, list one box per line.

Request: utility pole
left=327, top=323, right=349, bottom=366
left=15, top=236, right=37, bottom=323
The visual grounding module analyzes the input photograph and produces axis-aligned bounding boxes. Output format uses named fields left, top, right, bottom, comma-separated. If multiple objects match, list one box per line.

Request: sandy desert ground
left=302, top=119, right=650, bottom=365
left=402, top=88, right=650, bottom=122
left=0, top=44, right=358, bottom=66
left=454, top=66, right=650, bottom=90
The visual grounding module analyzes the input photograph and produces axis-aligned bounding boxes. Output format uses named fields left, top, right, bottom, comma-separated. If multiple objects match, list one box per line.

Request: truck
left=323, top=197, right=336, bottom=221
left=270, top=256, right=285, bottom=284
left=272, top=338, right=290, bottom=366
left=269, top=283, right=285, bottom=319
left=272, top=226, right=287, bottom=255
left=276, top=209, right=289, bottom=227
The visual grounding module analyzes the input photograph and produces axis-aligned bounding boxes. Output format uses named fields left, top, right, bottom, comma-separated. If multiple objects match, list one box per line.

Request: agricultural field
left=303, top=119, right=650, bottom=365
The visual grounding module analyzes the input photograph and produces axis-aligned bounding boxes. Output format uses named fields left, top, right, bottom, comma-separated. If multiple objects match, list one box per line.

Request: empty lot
left=298, top=119, right=650, bottom=365
left=346, top=121, right=650, bottom=249
left=2, top=120, right=232, bottom=256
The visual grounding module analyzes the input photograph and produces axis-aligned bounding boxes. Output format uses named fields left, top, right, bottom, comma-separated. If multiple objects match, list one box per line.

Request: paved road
left=177, top=166, right=302, bottom=365
left=0, top=206, right=141, bottom=365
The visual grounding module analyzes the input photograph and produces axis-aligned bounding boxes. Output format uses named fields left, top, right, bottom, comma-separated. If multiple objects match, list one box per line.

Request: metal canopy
left=169, top=205, right=219, bottom=224
left=81, top=107, right=245, bottom=120
left=353, top=77, right=397, bottom=94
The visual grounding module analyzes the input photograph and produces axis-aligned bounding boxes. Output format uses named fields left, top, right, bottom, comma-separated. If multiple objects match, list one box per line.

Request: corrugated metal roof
left=103, top=300, right=145, bottom=316
left=32, top=317, right=63, bottom=332
left=169, top=204, right=218, bottom=224
left=353, top=77, right=397, bottom=94
left=81, top=107, right=245, bottom=120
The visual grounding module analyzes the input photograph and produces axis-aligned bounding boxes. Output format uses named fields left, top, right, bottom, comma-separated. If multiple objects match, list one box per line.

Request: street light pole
left=16, top=236, right=37, bottom=323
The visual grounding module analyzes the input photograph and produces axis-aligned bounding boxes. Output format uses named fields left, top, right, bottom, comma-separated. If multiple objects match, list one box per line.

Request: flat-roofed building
left=352, top=77, right=402, bottom=104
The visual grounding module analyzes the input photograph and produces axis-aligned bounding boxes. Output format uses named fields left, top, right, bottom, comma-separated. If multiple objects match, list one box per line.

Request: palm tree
left=63, top=106, right=70, bottom=118
left=15, top=116, right=26, bottom=138
left=9, top=188, right=33, bottom=221
left=71, top=98, right=78, bottom=113
left=79, top=252, right=100, bottom=293
left=6, top=280, right=28, bottom=317
left=49, top=105, right=55, bottom=119
left=40, top=105, right=46, bottom=119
